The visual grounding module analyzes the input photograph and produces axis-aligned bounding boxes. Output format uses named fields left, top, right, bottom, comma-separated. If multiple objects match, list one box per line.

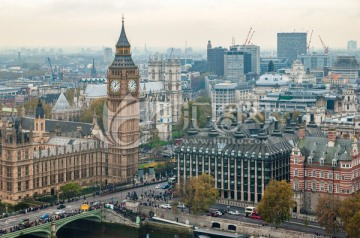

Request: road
left=0, top=182, right=347, bottom=237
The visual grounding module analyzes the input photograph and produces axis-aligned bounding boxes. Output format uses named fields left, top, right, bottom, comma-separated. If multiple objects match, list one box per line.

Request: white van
left=245, top=206, right=256, bottom=216
left=105, top=204, right=114, bottom=210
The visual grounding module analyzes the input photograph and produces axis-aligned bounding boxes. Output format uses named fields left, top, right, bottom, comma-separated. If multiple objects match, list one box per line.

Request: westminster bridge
left=1, top=209, right=101, bottom=238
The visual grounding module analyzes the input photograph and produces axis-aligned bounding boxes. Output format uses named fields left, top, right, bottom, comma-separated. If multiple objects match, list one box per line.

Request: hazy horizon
left=1, top=0, right=359, bottom=51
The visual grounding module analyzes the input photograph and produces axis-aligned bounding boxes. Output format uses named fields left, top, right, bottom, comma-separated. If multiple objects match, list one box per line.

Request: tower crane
left=47, top=57, right=56, bottom=81
left=247, top=30, right=255, bottom=45
left=243, top=27, right=252, bottom=45
left=307, top=30, right=313, bottom=54
left=319, top=35, right=329, bottom=54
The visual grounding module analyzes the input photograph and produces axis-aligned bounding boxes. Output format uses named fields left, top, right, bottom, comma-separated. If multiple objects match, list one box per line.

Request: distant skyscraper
left=277, top=32, right=307, bottom=65
left=237, top=45, right=260, bottom=74
left=347, top=40, right=357, bottom=50
left=224, top=48, right=251, bottom=82
left=207, top=40, right=226, bottom=77
left=104, top=47, right=113, bottom=66
left=297, top=53, right=331, bottom=71
left=90, top=58, right=97, bottom=77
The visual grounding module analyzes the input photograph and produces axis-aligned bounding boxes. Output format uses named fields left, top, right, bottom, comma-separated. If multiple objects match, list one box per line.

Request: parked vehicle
left=55, top=210, right=65, bottom=215
left=40, top=214, right=50, bottom=220
left=155, top=184, right=163, bottom=189
left=105, top=204, right=114, bottom=210
left=177, top=203, right=186, bottom=209
left=19, top=218, right=29, bottom=225
left=160, top=204, right=172, bottom=209
left=245, top=206, right=256, bottom=217
left=215, top=211, right=223, bottom=216
left=206, top=211, right=218, bottom=217
left=57, top=204, right=66, bottom=209
left=248, top=213, right=262, bottom=220
left=80, top=203, right=89, bottom=211
left=228, top=210, right=240, bottom=215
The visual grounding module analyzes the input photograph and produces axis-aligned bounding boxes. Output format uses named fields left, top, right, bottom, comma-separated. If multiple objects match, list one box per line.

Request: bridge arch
left=56, top=213, right=101, bottom=232
left=228, top=224, right=237, bottom=231
left=18, top=230, right=51, bottom=238
left=211, top=222, right=221, bottom=229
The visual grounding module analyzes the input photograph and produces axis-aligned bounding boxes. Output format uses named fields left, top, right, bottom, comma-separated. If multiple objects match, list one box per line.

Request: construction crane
left=47, top=57, right=56, bottom=81
left=319, top=35, right=329, bottom=54
left=247, top=30, right=255, bottom=45
left=307, top=30, right=313, bottom=54
left=243, top=27, right=252, bottom=45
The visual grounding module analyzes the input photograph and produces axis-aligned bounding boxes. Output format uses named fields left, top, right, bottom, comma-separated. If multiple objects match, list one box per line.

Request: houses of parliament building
left=0, top=19, right=140, bottom=204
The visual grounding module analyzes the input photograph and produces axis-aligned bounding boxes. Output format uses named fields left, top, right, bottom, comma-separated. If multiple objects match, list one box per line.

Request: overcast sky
left=1, top=0, right=359, bottom=51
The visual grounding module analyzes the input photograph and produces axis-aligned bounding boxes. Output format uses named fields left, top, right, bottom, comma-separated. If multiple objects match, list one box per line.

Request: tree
left=79, top=98, right=106, bottom=127
left=22, top=98, right=52, bottom=118
left=257, top=180, right=295, bottom=227
left=178, top=174, right=219, bottom=214
left=338, top=192, right=360, bottom=238
left=179, top=96, right=211, bottom=130
left=60, top=183, right=82, bottom=199
left=315, top=194, right=341, bottom=235
left=64, top=88, right=79, bottom=106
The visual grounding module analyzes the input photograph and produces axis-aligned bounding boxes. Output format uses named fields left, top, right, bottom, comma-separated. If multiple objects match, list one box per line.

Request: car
left=161, top=184, right=171, bottom=189
left=206, top=212, right=218, bottom=217
left=159, top=204, right=172, bottom=209
left=40, top=213, right=50, bottom=220
left=245, top=206, right=256, bottom=216
left=177, top=203, right=186, bottom=209
left=228, top=210, right=240, bottom=215
left=215, top=211, right=223, bottom=216
left=155, top=184, right=162, bottom=189
left=248, top=213, right=262, bottom=220
left=55, top=210, right=66, bottom=215
left=19, top=218, right=29, bottom=225
left=57, top=204, right=66, bottom=209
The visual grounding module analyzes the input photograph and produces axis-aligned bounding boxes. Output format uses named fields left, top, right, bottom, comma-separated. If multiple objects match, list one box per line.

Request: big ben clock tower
left=107, top=16, right=139, bottom=183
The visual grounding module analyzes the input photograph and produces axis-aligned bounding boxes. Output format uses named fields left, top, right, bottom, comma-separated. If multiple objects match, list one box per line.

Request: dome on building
left=256, top=73, right=290, bottom=86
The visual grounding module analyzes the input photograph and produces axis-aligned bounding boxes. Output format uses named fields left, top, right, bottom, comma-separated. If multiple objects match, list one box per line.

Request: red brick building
left=290, top=124, right=360, bottom=213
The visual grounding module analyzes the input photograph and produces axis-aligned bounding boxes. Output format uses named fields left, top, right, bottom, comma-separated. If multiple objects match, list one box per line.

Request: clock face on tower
left=110, top=79, right=120, bottom=93
left=128, top=79, right=137, bottom=92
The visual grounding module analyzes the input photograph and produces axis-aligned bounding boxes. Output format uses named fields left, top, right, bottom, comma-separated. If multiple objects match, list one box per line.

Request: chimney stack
left=327, top=128, right=336, bottom=147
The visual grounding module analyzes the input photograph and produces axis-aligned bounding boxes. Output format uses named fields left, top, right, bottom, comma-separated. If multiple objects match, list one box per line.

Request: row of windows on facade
left=6, top=150, right=30, bottom=161
left=294, top=157, right=353, bottom=168
left=179, top=159, right=287, bottom=167
left=294, top=168, right=360, bottom=180
left=1, top=154, right=105, bottom=177
left=293, top=180, right=352, bottom=194
left=2, top=167, right=108, bottom=193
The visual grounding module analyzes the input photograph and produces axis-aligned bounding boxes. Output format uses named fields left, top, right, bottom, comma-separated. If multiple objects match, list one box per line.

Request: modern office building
left=224, top=48, right=251, bottom=82
left=211, top=82, right=237, bottom=120
left=277, top=33, right=307, bottom=65
left=259, top=89, right=342, bottom=113
left=330, top=56, right=360, bottom=81
left=235, top=45, right=260, bottom=74
left=260, top=57, right=290, bottom=74
left=207, top=41, right=226, bottom=77
left=347, top=40, right=357, bottom=50
left=297, top=53, right=331, bottom=71
left=176, top=118, right=294, bottom=204
left=103, top=47, right=113, bottom=66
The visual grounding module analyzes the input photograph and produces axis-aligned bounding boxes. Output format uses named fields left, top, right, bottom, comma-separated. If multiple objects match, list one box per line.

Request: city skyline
left=0, top=0, right=359, bottom=51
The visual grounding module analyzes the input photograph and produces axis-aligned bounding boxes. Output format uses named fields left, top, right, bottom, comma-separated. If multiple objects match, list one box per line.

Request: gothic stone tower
left=107, top=17, right=139, bottom=183
left=164, top=58, right=182, bottom=124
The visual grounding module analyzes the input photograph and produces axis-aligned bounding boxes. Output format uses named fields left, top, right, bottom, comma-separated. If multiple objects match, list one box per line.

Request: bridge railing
left=0, top=209, right=101, bottom=238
